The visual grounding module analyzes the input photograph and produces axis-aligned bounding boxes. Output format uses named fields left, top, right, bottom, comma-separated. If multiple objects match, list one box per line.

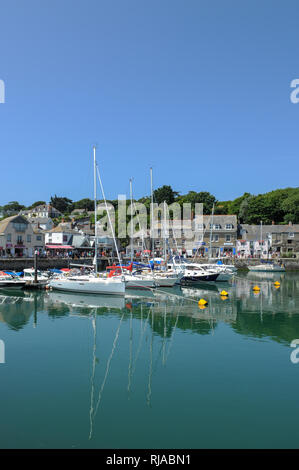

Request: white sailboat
left=49, top=147, right=126, bottom=295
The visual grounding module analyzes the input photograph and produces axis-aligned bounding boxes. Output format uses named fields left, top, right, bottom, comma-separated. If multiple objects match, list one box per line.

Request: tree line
left=1, top=186, right=299, bottom=225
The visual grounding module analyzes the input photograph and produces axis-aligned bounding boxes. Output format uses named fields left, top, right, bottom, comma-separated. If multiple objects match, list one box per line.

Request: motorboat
left=180, top=264, right=220, bottom=285
left=107, top=264, right=155, bottom=290
left=196, top=264, right=234, bottom=281
left=0, top=271, right=26, bottom=289
left=23, top=268, right=50, bottom=285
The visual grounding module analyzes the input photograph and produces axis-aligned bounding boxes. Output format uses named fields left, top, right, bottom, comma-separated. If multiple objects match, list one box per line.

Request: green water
left=0, top=271, right=299, bottom=449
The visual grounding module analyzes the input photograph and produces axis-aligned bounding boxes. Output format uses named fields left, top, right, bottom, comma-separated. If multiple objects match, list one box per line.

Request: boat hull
left=125, top=278, right=155, bottom=289
left=248, top=265, right=285, bottom=272
left=154, top=276, right=180, bottom=287
left=0, top=281, right=26, bottom=289
left=49, top=278, right=126, bottom=295
left=181, top=273, right=219, bottom=285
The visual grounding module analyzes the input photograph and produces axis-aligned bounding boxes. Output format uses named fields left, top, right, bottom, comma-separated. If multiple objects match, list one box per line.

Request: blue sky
left=0, top=0, right=299, bottom=206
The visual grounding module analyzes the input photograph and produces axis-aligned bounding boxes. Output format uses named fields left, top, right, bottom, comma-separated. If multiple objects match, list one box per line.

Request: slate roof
left=0, top=215, right=29, bottom=234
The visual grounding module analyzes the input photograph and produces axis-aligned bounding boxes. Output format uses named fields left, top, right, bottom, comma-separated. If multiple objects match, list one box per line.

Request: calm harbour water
left=0, top=271, right=299, bottom=449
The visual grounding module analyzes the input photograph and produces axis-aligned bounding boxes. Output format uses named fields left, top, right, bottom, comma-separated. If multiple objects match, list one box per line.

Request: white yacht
left=23, top=268, right=49, bottom=285
left=49, top=274, right=126, bottom=295
left=49, top=146, right=126, bottom=296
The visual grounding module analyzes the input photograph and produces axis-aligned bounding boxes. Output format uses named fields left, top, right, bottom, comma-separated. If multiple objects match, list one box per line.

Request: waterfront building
left=124, top=215, right=238, bottom=258
left=44, top=223, right=80, bottom=253
left=21, top=204, right=62, bottom=219
left=238, top=223, right=299, bottom=258
left=191, top=215, right=238, bottom=258
left=237, top=225, right=270, bottom=258
left=0, top=215, right=45, bottom=257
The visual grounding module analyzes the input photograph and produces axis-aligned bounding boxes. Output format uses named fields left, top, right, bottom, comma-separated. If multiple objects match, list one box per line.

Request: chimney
left=61, top=218, right=65, bottom=223
left=272, top=220, right=275, bottom=225
left=289, top=221, right=292, bottom=226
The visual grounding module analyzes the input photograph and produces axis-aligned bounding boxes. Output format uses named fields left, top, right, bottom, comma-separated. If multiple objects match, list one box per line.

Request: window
left=13, top=222, right=26, bottom=232
left=210, top=224, right=221, bottom=230
left=212, top=235, right=219, bottom=242
left=196, top=224, right=205, bottom=230
left=63, top=235, right=68, bottom=242
left=7, top=233, right=11, bottom=242
left=27, top=234, right=31, bottom=243
left=17, top=236, right=23, bottom=244
left=225, top=235, right=231, bottom=242
left=225, top=224, right=233, bottom=230
left=289, top=232, right=294, bottom=238
left=36, top=235, right=42, bottom=241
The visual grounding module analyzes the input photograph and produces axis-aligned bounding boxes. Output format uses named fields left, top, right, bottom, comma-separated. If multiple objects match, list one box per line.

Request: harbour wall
left=0, top=257, right=299, bottom=271
left=0, top=257, right=111, bottom=271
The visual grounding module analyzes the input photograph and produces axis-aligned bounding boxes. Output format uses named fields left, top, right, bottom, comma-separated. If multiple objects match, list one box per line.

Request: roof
left=239, top=224, right=299, bottom=240
left=48, top=223, right=79, bottom=234
left=28, top=217, right=53, bottom=224
left=0, top=215, right=29, bottom=234
left=27, top=204, right=62, bottom=215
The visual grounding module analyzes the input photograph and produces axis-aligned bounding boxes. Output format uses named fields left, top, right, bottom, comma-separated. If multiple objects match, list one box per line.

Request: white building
left=0, top=215, right=45, bottom=257
left=21, top=204, right=62, bottom=219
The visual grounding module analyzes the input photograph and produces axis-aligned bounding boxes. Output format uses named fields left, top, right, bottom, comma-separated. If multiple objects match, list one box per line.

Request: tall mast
left=150, top=167, right=154, bottom=256
left=93, top=146, right=98, bottom=275
left=163, top=200, right=167, bottom=266
left=209, top=203, right=215, bottom=261
left=260, top=220, right=263, bottom=258
left=130, top=178, right=133, bottom=264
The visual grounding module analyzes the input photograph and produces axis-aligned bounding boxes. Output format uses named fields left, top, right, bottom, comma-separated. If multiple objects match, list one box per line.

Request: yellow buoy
left=198, top=298, right=208, bottom=306
left=252, top=285, right=260, bottom=292
left=220, top=290, right=229, bottom=296
left=220, top=295, right=228, bottom=301
left=274, top=281, right=280, bottom=286
left=198, top=304, right=207, bottom=310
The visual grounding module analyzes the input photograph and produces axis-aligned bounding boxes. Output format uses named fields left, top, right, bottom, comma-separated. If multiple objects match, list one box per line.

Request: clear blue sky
left=0, top=0, right=298, bottom=206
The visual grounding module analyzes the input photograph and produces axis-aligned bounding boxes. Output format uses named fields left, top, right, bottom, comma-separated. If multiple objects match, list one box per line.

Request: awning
left=45, top=245, right=73, bottom=249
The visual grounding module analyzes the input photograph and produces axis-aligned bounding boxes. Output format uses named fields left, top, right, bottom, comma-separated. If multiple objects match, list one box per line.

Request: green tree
left=27, top=200, right=46, bottom=209
left=73, top=198, right=94, bottom=211
left=50, top=195, right=74, bottom=214
left=281, top=190, right=299, bottom=223
left=153, top=185, right=179, bottom=205
left=177, top=191, right=217, bottom=214
left=2, top=201, right=25, bottom=216
left=214, top=201, right=231, bottom=215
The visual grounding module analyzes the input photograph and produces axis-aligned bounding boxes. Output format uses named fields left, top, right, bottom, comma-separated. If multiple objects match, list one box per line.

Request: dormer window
left=289, top=232, right=294, bottom=238
left=225, top=224, right=233, bottom=230
left=210, top=224, right=221, bottom=230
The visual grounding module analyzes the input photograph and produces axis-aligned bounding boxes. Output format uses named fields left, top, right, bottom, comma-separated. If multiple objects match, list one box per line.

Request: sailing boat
left=49, top=147, right=126, bottom=295
left=149, top=169, right=182, bottom=287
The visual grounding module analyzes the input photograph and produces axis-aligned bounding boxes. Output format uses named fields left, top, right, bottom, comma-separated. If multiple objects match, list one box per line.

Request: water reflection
left=1, top=273, right=299, bottom=446
left=0, top=272, right=298, bottom=342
